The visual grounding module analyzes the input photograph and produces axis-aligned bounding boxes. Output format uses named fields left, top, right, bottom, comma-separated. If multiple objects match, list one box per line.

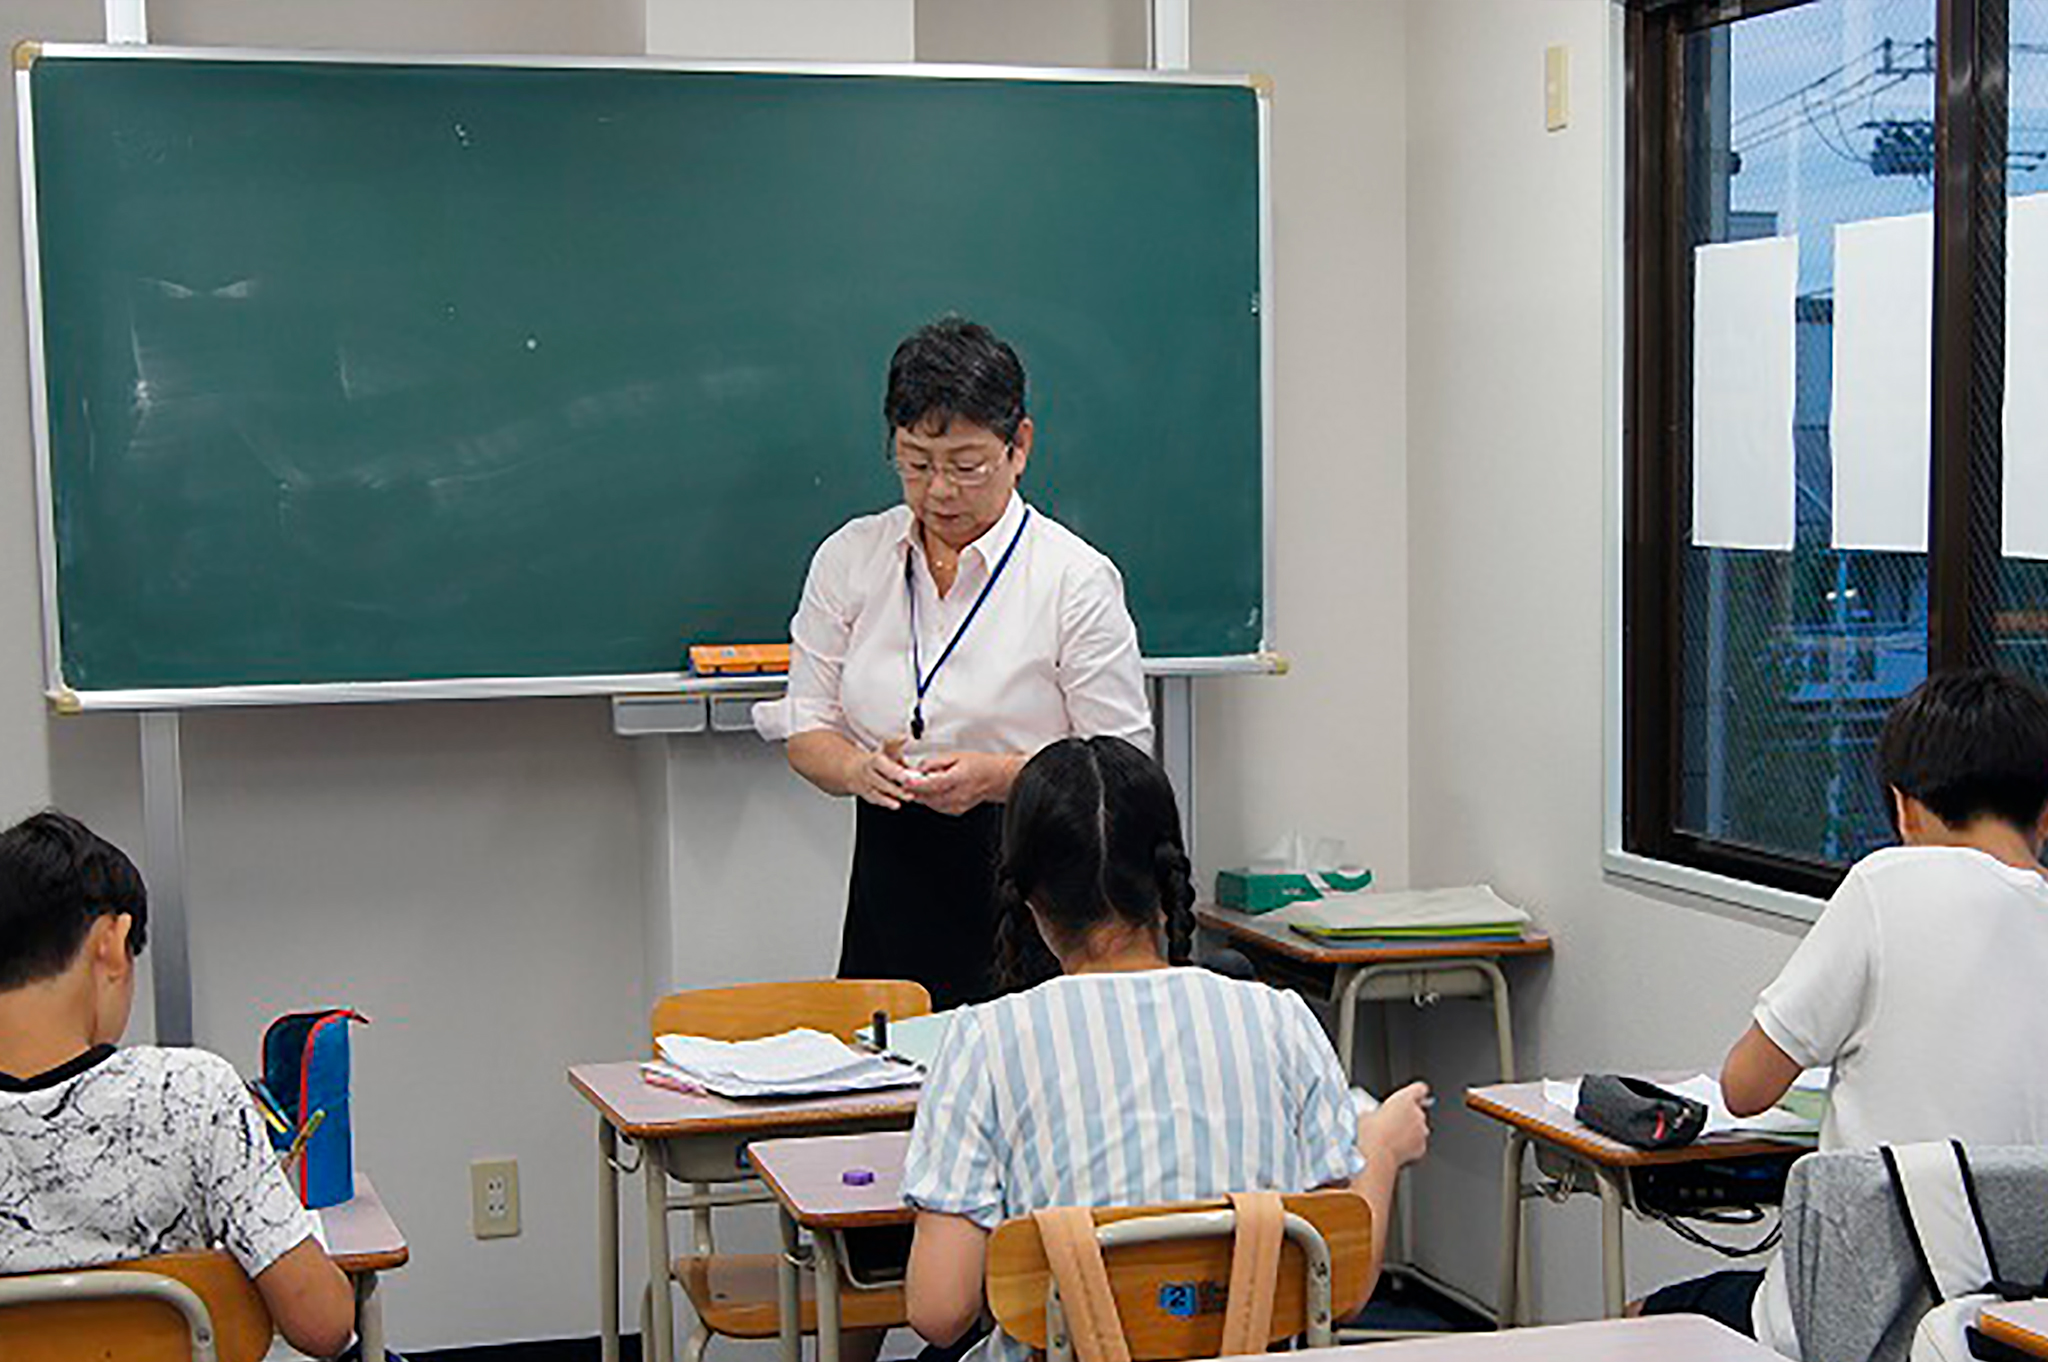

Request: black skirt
left=839, top=800, right=1003, bottom=1010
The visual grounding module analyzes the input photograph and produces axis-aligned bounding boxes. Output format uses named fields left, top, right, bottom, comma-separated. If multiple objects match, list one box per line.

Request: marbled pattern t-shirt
left=0, top=1045, right=315, bottom=1276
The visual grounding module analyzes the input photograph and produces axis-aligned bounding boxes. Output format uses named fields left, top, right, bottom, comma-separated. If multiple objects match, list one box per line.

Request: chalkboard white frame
left=18, top=43, right=1278, bottom=711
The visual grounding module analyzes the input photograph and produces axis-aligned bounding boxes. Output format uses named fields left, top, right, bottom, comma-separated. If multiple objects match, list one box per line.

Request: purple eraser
left=842, top=1167, right=876, bottom=1186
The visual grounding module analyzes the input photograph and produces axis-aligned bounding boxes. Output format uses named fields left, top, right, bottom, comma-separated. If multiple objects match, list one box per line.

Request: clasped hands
left=846, top=737, right=1017, bottom=816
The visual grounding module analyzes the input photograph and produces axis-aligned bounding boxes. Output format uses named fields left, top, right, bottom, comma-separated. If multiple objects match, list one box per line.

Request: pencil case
left=1576, top=1074, right=1706, bottom=1150
left=262, top=1008, right=367, bottom=1209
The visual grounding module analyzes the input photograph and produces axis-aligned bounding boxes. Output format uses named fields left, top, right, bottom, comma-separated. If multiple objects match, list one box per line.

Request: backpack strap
left=1218, top=1192, right=1285, bottom=1357
left=1033, top=1208, right=1132, bottom=1362
left=1883, top=1141, right=2000, bottom=1305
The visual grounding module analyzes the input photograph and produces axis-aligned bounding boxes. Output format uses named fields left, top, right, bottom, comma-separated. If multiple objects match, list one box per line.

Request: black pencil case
left=1576, top=1073, right=1707, bottom=1150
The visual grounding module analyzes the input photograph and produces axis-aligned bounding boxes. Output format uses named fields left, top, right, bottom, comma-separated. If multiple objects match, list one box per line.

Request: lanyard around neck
left=906, top=507, right=1033, bottom=741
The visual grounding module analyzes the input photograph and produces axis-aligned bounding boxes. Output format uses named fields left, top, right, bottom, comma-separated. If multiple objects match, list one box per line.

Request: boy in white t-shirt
left=1640, top=669, right=2048, bottom=1353
left=0, top=811, right=355, bottom=1358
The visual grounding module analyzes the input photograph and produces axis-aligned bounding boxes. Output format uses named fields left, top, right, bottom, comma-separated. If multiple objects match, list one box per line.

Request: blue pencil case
left=262, top=1008, right=366, bottom=1210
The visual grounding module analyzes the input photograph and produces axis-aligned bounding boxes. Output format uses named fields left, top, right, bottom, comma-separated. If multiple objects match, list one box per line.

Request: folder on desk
left=1274, top=885, right=1533, bottom=943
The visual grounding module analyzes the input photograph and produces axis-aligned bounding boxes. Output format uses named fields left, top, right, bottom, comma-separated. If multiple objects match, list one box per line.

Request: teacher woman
left=783, top=318, right=1153, bottom=1008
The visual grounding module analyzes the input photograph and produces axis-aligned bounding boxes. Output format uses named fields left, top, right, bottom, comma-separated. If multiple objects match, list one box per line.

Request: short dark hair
left=993, top=737, right=1195, bottom=990
left=1878, top=669, right=2048, bottom=832
left=0, top=810, right=148, bottom=991
left=883, top=317, right=1027, bottom=444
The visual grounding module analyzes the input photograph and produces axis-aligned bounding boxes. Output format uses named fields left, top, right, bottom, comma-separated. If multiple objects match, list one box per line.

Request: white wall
left=916, top=0, right=1147, bottom=68
left=1402, top=0, right=1810, bottom=1322
left=649, top=0, right=912, bottom=62
left=1190, top=0, right=1413, bottom=900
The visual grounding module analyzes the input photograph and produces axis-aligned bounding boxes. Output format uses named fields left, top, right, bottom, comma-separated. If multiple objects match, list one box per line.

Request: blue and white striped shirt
left=901, top=968, right=1364, bottom=1360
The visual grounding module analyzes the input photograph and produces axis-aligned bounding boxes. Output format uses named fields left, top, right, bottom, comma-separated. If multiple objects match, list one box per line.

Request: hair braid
left=1154, top=839, right=1196, bottom=966
left=992, top=868, right=1058, bottom=994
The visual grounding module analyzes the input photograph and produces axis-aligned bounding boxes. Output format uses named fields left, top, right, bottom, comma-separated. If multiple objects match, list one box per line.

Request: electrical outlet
left=470, top=1157, right=520, bottom=1239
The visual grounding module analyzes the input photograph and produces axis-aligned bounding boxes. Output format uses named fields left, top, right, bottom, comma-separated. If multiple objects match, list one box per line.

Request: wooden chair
left=650, top=978, right=932, bottom=1362
left=650, top=979, right=930, bottom=1045
left=0, top=1250, right=273, bottom=1362
left=986, top=1190, right=1373, bottom=1362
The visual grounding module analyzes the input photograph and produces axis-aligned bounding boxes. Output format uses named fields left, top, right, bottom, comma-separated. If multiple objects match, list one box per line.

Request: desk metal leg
left=599, top=1122, right=621, bottom=1362
left=355, top=1272, right=385, bottom=1361
left=777, top=1209, right=802, bottom=1362
left=1335, top=956, right=1524, bottom=1332
left=1333, top=965, right=1364, bottom=1082
left=815, top=1231, right=845, bottom=1362
left=1596, top=1169, right=1628, bottom=1319
left=1335, top=958, right=1519, bottom=1086
left=1496, top=1132, right=1527, bottom=1329
left=644, top=1142, right=676, bottom=1362
left=1476, top=958, right=1515, bottom=1083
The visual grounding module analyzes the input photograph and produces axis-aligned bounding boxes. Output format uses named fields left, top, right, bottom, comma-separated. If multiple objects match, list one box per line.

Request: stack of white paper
left=646, top=1027, right=920, bottom=1099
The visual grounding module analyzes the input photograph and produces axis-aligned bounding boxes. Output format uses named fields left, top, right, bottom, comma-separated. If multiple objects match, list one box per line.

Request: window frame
left=1619, top=0, right=2011, bottom=901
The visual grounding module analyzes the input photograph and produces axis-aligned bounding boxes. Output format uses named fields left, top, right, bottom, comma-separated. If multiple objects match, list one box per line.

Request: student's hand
left=844, top=737, right=918, bottom=810
left=907, top=751, right=1023, bottom=816
left=1359, top=1080, right=1432, bottom=1171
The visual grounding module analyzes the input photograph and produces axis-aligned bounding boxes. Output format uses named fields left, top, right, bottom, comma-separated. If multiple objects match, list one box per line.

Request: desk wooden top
left=568, top=1061, right=920, bottom=1139
left=748, top=1131, right=914, bottom=1230
left=321, top=1174, right=408, bottom=1275
left=1220, top=1317, right=1782, bottom=1360
left=1983, top=1302, right=2048, bottom=1358
left=1196, top=904, right=1553, bottom=967
left=1465, top=1081, right=1809, bottom=1169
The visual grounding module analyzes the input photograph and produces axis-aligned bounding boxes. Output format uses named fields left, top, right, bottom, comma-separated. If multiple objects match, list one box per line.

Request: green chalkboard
left=25, top=49, right=1266, bottom=702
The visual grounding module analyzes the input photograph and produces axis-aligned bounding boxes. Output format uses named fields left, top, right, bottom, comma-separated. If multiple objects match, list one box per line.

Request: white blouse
left=778, top=493, right=1153, bottom=761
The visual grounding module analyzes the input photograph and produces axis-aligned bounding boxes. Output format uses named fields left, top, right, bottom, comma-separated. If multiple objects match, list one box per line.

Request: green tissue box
left=1216, top=867, right=1373, bottom=914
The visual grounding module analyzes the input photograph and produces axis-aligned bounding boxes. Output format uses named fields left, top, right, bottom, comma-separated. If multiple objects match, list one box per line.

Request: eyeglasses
left=892, top=446, right=1010, bottom=488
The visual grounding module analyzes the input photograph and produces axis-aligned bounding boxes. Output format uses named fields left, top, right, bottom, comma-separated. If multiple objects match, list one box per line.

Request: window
left=1624, top=0, right=2037, bottom=897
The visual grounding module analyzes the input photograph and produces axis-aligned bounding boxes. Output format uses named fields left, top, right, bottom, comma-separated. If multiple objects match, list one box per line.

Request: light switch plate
left=1545, top=45, right=1570, bottom=132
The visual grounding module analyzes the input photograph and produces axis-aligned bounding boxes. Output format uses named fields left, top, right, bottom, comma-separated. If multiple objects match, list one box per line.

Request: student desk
left=1983, top=1301, right=2048, bottom=1358
left=1198, top=905, right=1551, bottom=1322
left=321, top=1174, right=408, bottom=1362
left=1194, top=906, right=1551, bottom=1089
left=567, top=1061, right=918, bottom=1362
left=1466, top=1080, right=1807, bottom=1325
left=1220, top=1315, right=1783, bottom=1360
left=748, top=1131, right=915, bottom=1362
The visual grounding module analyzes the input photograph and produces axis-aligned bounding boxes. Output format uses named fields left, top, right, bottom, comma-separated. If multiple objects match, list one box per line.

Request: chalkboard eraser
left=14, top=41, right=41, bottom=71
left=688, top=642, right=791, bottom=676
left=47, top=687, right=81, bottom=716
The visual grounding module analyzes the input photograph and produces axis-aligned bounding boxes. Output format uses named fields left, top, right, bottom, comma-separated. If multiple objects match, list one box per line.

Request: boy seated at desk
left=1640, top=669, right=2048, bottom=1354
left=900, top=737, right=1432, bottom=1362
left=0, top=811, right=355, bottom=1358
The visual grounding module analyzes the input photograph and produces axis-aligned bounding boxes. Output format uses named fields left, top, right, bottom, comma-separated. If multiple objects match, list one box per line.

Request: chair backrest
left=649, top=978, right=933, bottom=1046
left=1779, top=1145, right=2048, bottom=1362
left=985, top=1189, right=1372, bottom=1362
left=0, top=1250, right=274, bottom=1362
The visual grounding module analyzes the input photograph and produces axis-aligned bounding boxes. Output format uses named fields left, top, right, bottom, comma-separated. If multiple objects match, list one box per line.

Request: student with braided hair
left=900, top=736, right=1432, bottom=1360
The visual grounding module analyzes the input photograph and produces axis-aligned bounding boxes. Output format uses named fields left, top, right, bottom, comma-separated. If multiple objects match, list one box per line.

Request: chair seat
left=674, top=1252, right=908, bottom=1338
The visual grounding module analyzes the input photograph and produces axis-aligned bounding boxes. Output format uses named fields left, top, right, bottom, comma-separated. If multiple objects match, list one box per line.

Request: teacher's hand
left=908, top=751, right=1024, bottom=816
left=844, top=737, right=919, bottom=811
